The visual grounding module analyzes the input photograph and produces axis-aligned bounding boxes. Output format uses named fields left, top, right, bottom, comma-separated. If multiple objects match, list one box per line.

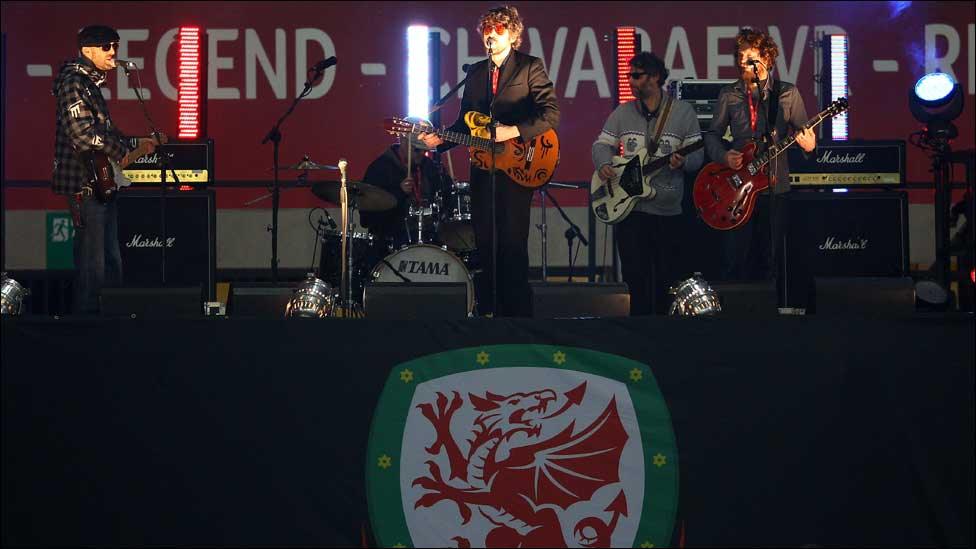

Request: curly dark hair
left=735, top=27, right=779, bottom=66
left=477, top=5, right=525, bottom=49
left=629, top=51, right=669, bottom=86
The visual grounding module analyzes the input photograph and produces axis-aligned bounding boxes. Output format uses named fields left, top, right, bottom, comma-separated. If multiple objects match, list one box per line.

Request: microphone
left=115, top=59, right=137, bottom=71
left=311, top=56, right=337, bottom=72
left=337, top=158, right=348, bottom=183
left=462, top=63, right=471, bottom=73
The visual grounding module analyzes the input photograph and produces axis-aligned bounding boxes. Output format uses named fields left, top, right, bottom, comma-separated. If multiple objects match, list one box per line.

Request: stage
left=2, top=314, right=973, bottom=547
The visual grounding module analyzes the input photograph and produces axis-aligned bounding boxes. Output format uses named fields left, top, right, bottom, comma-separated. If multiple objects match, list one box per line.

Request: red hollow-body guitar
left=693, top=97, right=848, bottom=230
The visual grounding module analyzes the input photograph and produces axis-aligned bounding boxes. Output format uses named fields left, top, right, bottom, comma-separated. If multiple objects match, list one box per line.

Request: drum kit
left=281, top=155, right=478, bottom=318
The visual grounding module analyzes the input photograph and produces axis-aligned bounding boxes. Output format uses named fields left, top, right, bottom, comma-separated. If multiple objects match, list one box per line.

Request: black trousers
left=615, top=211, right=684, bottom=316
left=721, top=192, right=791, bottom=297
left=470, top=168, right=534, bottom=317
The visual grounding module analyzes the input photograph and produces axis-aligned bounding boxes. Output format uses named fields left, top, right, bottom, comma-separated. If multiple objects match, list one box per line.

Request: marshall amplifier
left=122, top=138, right=214, bottom=186
left=787, top=140, right=905, bottom=188
left=116, top=189, right=216, bottom=300
left=783, top=191, right=909, bottom=309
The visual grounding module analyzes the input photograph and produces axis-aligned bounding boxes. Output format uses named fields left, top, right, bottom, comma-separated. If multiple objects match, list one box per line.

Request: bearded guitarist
left=591, top=52, right=704, bottom=315
left=418, top=5, right=560, bottom=317
left=704, top=28, right=816, bottom=292
left=52, top=25, right=157, bottom=314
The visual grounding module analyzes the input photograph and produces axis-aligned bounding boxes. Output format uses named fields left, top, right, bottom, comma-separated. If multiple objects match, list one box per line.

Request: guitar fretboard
left=748, top=104, right=842, bottom=173
left=407, top=123, right=506, bottom=154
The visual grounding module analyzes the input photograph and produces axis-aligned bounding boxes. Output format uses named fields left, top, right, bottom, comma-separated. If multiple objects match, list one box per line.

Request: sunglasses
left=628, top=72, right=649, bottom=79
left=481, top=23, right=506, bottom=35
left=99, top=42, right=119, bottom=52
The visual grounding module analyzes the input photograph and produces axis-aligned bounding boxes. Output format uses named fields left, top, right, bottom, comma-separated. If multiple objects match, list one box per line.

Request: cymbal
left=282, top=158, right=339, bottom=171
left=311, top=181, right=397, bottom=212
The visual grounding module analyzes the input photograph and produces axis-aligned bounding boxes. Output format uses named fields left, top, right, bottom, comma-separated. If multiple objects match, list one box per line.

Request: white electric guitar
left=590, top=139, right=704, bottom=224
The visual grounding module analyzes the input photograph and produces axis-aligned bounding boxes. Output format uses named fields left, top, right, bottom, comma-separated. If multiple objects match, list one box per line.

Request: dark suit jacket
left=440, top=49, right=560, bottom=152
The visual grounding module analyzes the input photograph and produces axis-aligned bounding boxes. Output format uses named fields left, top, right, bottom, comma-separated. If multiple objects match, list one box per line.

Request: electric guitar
left=384, top=112, right=560, bottom=188
left=86, top=134, right=167, bottom=203
left=692, top=97, right=848, bottom=231
left=590, top=139, right=705, bottom=224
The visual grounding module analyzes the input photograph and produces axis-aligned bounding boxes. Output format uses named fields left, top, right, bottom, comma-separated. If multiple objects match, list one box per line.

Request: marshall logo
left=126, top=234, right=176, bottom=248
left=398, top=260, right=449, bottom=276
left=816, top=150, right=867, bottom=164
left=819, top=236, right=868, bottom=251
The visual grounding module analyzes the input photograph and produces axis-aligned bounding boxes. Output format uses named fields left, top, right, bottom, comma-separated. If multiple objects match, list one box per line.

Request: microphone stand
left=262, top=67, right=324, bottom=284
left=543, top=185, right=587, bottom=282
left=487, top=43, right=498, bottom=316
left=751, top=64, right=778, bottom=304
left=126, top=64, right=180, bottom=290
left=536, top=181, right=580, bottom=281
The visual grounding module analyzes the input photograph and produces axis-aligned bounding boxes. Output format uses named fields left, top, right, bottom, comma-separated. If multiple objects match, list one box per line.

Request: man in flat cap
left=52, top=25, right=156, bottom=314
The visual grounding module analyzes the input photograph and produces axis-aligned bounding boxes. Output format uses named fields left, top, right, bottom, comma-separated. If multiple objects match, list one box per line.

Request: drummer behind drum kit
left=280, top=155, right=478, bottom=318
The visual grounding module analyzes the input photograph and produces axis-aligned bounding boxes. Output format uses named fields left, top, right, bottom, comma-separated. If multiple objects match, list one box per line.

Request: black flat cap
left=77, top=25, right=120, bottom=47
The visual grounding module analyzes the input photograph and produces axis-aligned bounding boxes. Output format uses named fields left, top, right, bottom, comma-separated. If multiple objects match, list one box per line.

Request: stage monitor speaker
left=117, top=190, right=216, bottom=300
left=228, top=286, right=294, bottom=318
left=709, top=281, right=778, bottom=316
left=812, top=277, right=915, bottom=315
left=365, top=282, right=468, bottom=320
left=531, top=282, right=630, bottom=318
left=784, top=191, right=908, bottom=309
left=101, top=286, right=202, bottom=317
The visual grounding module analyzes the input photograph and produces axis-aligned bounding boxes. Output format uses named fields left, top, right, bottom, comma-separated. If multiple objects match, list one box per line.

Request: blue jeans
left=69, top=196, right=123, bottom=313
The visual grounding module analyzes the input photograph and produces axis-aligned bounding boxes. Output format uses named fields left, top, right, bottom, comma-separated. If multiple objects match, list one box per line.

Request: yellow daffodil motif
left=392, top=544, right=405, bottom=548
left=553, top=351, right=566, bottom=365
left=399, top=369, right=414, bottom=383
left=475, top=351, right=490, bottom=366
left=629, top=368, right=643, bottom=382
left=378, top=454, right=393, bottom=470
left=640, top=542, right=655, bottom=548
left=653, top=453, right=667, bottom=467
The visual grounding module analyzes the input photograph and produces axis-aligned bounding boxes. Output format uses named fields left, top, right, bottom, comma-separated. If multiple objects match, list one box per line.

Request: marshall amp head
left=122, top=138, right=214, bottom=186
left=787, top=140, right=905, bottom=187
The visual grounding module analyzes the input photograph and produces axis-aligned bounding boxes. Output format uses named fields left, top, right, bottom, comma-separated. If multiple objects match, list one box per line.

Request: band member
left=359, top=132, right=442, bottom=249
left=419, top=5, right=560, bottom=317
left=592, top=52, right=704, bottom=315
left=705, top=28, right=816, bottom=292
left=52, top=25, right=155, bottom=314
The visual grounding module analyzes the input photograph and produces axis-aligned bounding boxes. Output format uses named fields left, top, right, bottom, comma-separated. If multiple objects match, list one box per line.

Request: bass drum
left=368, top=244, right=474, bottom=314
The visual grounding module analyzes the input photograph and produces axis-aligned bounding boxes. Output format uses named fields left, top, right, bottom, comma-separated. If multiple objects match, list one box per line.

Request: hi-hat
left=282, top=156, right=339, bottom=171
left=311, top=181, right=397, bottom=212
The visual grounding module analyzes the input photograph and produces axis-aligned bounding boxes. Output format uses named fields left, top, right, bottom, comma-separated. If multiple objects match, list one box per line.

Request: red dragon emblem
left=411, top=381, right=630, bottom=547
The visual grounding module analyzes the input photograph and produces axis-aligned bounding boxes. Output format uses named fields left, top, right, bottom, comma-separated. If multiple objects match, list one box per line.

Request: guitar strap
left=645, top=95, right=673, bottom=157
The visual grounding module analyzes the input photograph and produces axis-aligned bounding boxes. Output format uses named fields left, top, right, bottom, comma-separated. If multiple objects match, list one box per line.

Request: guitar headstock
left=383, top=117, right=433, bottom=138
left=827, top=97, right=849, bottom=116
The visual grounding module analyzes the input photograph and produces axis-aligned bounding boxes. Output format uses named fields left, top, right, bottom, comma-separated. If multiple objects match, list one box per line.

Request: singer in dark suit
left=420, top=5, right=560, bottom=317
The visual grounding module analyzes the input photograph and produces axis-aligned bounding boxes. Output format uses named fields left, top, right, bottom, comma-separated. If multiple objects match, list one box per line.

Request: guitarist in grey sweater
left=592, top=52, right=703, bottom=315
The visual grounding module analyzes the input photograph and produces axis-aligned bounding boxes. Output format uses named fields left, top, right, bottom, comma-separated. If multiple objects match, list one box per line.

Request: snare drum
left=319, top=229, right=384, bottom=303
left=368, top=243, right=474, bottom=314
left=437, top=181, right=476, bottom=252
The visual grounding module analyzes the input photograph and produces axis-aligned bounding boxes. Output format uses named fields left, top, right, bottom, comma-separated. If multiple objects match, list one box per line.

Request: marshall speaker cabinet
left=116, top=189, right=216, bottom=300
left=783, top=191, right=909, bottom=309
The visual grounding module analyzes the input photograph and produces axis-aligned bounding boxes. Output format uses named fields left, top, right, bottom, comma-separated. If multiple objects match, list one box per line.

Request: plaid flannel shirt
left=52, top=56, right=130, bottom=195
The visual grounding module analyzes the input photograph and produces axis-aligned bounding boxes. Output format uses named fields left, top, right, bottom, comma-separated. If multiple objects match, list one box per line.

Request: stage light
left=668, top=273, right=722, bottom=316
left=285, top=274, right=334, bottom=318
left=909, top=71, right=963, bottom=129
left=407, top=25, right=430, bottom=120
left=0, top=273, right=30, bottom=315
left=828, top=34, right=849, bottom=140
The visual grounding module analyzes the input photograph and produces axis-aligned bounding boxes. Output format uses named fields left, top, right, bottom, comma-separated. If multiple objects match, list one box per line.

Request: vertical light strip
left=615, top=27, right=637, bottom=105
left=829, top=34, right=848, bottom=141
left=177, top=26, right=201, bottom=139
left=407, top=25, right=430, bottom=119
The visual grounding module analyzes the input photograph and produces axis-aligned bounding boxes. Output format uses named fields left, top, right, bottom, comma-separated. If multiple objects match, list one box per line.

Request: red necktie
left=492, top=66, right=499, bottom=95
left=747, top=90, right=758, bottom=132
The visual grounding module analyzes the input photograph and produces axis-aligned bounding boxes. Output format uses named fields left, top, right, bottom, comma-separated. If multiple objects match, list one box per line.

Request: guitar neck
left=751, top=108, right=834, bottom=171
left=418, top=126, right=504, bottom=154
left=643, top=140, right=705, bottom=171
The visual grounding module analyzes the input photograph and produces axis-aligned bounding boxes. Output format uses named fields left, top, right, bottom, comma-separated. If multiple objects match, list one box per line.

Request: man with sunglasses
left=592, top=52, right=704, bottom=315
left=52, top=25, right=156, bottom=314
left=418, top=5, right=560, bottom=318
